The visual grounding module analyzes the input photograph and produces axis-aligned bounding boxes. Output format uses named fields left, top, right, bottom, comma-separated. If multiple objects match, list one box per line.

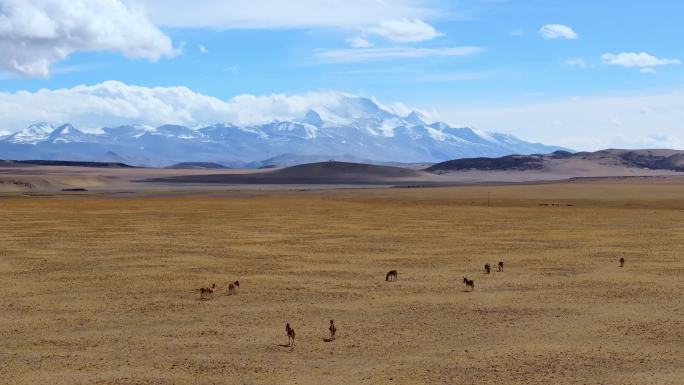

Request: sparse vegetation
left=0, top=181, right=682, bottom=384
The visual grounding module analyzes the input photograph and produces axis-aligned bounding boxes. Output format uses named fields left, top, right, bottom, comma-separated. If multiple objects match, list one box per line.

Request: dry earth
left=2, top=160, right=684, bottom=194
left=1, top=181, right=683, bottom=384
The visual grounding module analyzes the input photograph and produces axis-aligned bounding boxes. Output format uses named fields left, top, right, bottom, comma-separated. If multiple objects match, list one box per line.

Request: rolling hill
left=143, top=161, right=433, bottom=185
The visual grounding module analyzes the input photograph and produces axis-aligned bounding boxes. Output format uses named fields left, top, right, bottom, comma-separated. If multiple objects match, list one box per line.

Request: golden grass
left=1, top=181, right=683, bottom=384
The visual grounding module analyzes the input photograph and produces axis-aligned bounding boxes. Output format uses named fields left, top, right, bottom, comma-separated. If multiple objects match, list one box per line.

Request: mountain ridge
left=0, top=95, right=569, bottom=167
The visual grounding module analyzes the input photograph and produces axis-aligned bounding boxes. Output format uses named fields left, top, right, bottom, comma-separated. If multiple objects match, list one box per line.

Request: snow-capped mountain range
left=0, top=95, right=569, bottom=167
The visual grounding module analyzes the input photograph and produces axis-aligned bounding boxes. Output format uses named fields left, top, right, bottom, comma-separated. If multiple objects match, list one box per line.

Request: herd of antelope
left=198, top=257, right=626, bottom=347
left=198, top=281, right=238, bottom=300
left=386, top=260, right=503, bottom=293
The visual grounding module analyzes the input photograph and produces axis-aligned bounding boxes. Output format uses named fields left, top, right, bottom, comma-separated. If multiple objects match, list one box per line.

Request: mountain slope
left=4, top=122, right=54, bottom=144
left=0, top=96, right=569, bottom=166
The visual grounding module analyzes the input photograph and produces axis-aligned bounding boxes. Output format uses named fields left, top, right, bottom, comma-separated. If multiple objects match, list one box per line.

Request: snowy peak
left=331, top=96, right=394, bottom=121
left=48, top=124, right=94, bottom=144
left=55, top=123, right=75, bottom=134
left=302, top=109, right=324, bottom=128
left=5, top=122, right=54, bottom=144
left=50, top=124, right=79, bottom=138
left=405, top=111, right=427, bottom=126
left=0, top=111, right=570, bottom=166
left=261, top=121, right=318, bottom=140
left=103, top=124, right=156, bottom=139
left=29, top=122, right=54, bottom=132
left=308, top=95, right=395, bottom=127
left=154, top=125, right=201, bottom=140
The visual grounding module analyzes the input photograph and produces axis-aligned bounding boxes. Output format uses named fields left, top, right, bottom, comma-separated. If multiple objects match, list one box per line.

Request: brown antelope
left=286, top=323, right=296, bottom=346
left=498, top=261, right=504, bottom=272
left=484, top=264, right=491, bottom=274
left=228, top=280, right=240, bottom=295
left=463, top=277, right=474, bottom=291
left=386, top=270, right=397, bottom=282
left=619, top=257, right=625, bottom=267
left=199, top=283, right=216, bottom=300
left=329, top=320, right=337, bottom=341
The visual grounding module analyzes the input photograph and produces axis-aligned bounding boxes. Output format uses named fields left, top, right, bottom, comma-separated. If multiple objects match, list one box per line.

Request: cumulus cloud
left=367, top=18, right=443, bottom=42
left=0, top=81, right=396, bottom=130
left=538, top=24, right=578, bottom=40
left=602, top=52, right=680, bottom=68
left=199, top=45, right=208, bottom=54
left=346, top=37, right=373, bottom=48
left=0, top=0, right=177, bottom=77
left=315, top=46, right=485, bottom=63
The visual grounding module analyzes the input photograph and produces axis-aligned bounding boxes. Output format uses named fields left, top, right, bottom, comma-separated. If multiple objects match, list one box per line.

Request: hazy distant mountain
left=168, top=162, right=230, bottom=169
left=0, top=96, right=569, bottom=167
left=247, top=154, right=374, bottom=168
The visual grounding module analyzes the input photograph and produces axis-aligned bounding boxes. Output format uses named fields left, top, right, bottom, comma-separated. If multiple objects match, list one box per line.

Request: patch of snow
left=379, top=118, right=403, bottom=137
left=471, top=128, right=500, bottom=144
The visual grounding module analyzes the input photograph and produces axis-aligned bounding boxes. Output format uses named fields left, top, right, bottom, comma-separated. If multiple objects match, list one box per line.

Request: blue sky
left=1, top=0, right=683, bottom=150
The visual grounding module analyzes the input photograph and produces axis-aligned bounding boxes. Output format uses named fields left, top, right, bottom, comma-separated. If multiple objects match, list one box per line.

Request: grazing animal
left=498, top=261, right=504, bottom=272
left=463, top=277, right=475, bottom=291
left=619, top=257, right=625, bottom=268
left=199, top=283, right=216, bottom=300
left=329, top=320, right=337, bottom=341
left=484, top=264, right=491, bottom=274
left=228, top=280, right=240, bottom=295
left=286, top=323, right=296, bottom=346
left=386, top=270, right=398, bottom=282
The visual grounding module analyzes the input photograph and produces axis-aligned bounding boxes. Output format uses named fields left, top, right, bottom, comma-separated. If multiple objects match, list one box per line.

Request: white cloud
left=346, top=37, right=373, bottom=48
left=538, top=24, right=578, bottom=40
left=608, top=115, right=623, bottom=127
left=367, top=18, right=442, bottom=42
left=0, top=81, right=378, bottom=130
left=140, top=0, right=438, bottom=29
left=438, top=91, right=684, bottom=151
left=602, top=52, right=680, bottom=68
left=315, top=46, right=485, bottom=63
left=640, top=68, right=657, bottom=75
left=566, top=58, right=588, bottom=68
left=0, top=0, right=177, bottom=77
left=199, top=45, right=208, bottom=54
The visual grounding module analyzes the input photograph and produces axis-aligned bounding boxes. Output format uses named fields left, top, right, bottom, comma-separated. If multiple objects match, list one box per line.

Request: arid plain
left=1, top=180, right=683, bottom=385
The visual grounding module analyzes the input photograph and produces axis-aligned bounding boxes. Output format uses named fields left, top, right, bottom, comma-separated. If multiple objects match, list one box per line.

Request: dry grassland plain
left=1, top=180, right=683, bottom=384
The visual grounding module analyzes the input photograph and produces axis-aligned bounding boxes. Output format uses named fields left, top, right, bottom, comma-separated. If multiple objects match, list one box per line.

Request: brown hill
left=427, top=149, right=684, bottom=173
left=143, top=161, right=432, bottom=185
